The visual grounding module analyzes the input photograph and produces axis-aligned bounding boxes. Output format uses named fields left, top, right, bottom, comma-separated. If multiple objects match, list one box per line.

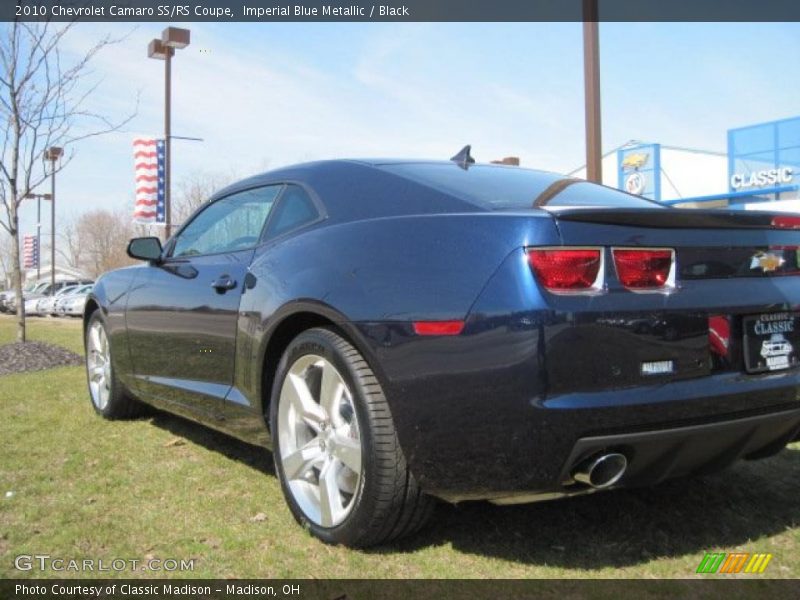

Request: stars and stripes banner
left=133, top=137, right=166, bottom=224
left=23, top=235, right=39, bottom=269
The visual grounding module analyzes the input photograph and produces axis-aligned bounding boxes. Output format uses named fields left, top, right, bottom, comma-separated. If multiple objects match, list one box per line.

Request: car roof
left=208, top=159, right=569, bottom=224
left=231, top=158, right=551, bottom=179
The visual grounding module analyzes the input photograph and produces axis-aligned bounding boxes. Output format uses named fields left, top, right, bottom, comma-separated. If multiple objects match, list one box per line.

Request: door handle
left=211, top=275, right=237, bottom=292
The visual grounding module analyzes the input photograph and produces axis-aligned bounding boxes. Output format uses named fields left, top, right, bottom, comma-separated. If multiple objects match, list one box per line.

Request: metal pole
left=582, top=0, right=602, bottom=183
left=50, top=164, right=55, bottom=291
left=36, top=196, right=41, bottom=281
left=164, top=49, right=172, bottom=239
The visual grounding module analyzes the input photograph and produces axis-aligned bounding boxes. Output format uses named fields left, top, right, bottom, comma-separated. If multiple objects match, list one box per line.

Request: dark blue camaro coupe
left=84, top=154, right=800, bottom=546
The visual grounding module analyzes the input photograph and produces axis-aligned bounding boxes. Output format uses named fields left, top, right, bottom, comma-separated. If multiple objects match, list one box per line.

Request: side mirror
left=127, top=237, right=163, bottom=262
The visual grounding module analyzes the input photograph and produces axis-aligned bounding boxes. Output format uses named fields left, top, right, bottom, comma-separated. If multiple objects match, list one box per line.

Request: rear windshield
left=382, top=163, right=663, bottom=210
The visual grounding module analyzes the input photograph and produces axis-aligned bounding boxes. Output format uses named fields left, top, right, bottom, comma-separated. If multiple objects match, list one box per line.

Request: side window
left=171, top=186, right=281, bottom=257
left=264, top=185, right=320, bottom=239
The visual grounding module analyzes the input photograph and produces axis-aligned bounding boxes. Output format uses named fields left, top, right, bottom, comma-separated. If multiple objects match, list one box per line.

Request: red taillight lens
left=709, top=315, right=730, bottom=358
left=527, top=248, right=602, bottom=291
left=772, top=216, right=800, bottom=229
left=613, top=248, right=674, bottom=289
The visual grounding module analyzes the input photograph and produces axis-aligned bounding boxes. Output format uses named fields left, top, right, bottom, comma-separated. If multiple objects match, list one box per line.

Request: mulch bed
left=0, top=341, right=83, bottom=376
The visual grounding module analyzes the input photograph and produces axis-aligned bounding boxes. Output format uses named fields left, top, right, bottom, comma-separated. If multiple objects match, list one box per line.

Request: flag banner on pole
left=133, top=137, right=166, bottom=224
left=23, top=235, right=39, bottom=269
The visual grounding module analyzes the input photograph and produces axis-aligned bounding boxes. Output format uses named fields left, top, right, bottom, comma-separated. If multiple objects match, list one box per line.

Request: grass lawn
left=0, top=314, right=798, bottom=579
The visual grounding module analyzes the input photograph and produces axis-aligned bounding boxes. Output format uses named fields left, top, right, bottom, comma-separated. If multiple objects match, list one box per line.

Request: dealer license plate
left=743, top=312, right=800, bottom=374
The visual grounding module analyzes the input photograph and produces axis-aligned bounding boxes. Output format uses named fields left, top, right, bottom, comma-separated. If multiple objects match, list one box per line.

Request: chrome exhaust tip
left=572, top=452, right=627, bottom=489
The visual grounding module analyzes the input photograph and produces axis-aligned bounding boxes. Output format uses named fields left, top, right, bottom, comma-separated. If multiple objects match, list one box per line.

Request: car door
left=125, top=184, right=282, bottom=418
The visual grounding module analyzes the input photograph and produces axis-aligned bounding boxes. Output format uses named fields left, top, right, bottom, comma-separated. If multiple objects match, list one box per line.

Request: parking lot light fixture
left=147, top=39, right=171, bottom=61
left=148, top=27, right=191, bottom=239
left=44, top=147, right=63, bottom=292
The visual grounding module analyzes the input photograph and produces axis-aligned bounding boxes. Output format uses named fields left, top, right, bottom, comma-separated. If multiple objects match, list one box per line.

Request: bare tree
left=0, top=229, right=13, bottom=288
left=0, top=22, right=136, bottom=341
left=76, top=209, right=135, bottom=278
left=55, top=213, right=83, bottom=270
left=174, top=169, right=237, bottom=226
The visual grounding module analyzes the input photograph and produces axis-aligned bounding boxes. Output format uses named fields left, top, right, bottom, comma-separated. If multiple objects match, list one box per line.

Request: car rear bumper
left=355, top=321, right=800, bottom=503
left=423, top=373, right=799, bottom=504
left=559, top=407, right=800, bottom=487
left=486, top=407, right=800, bottom=505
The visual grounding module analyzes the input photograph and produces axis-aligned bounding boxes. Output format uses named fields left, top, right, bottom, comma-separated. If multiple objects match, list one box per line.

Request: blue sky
left=14, top=21, right=800, bottom=236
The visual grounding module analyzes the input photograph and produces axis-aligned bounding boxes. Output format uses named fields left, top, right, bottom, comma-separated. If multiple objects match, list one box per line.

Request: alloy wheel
left=277, top=354, right=363, bottom=528
left=86, top=321, right=112, bottom=411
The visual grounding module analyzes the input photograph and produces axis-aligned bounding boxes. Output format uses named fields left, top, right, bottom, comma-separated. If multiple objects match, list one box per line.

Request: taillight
left=527, top=248, right=603, bottom=292
left=772, top=216, right=800, bottom=229
left=612, top=248, right=674, bottom=290
left=709, top=315, right=730, bottom=358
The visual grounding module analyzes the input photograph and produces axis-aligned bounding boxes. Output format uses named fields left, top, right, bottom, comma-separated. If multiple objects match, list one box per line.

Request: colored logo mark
left=696, top=552, right=772, bottom=574
left=621, top=152, right=649, bottom=170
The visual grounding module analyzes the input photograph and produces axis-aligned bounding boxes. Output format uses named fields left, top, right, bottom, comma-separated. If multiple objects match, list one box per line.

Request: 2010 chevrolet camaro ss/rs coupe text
left=84, top=156, right=800, bottom=547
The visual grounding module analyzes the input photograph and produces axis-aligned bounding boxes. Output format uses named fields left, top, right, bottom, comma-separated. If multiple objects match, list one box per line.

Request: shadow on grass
left=145, top=409, right=800, bottom=570
left=149, top=410, right=275, bottom=476
left=390, top=446, right=800, bottom=570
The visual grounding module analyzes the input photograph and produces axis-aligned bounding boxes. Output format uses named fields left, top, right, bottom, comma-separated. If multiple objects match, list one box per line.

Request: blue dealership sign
left=728, top=117, right=799, bottom=199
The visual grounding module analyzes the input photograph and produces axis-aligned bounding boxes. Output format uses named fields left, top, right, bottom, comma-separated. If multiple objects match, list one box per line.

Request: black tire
left=84, top=309, right=146, bottom=420
left=270, top=327, right=434, bottom=547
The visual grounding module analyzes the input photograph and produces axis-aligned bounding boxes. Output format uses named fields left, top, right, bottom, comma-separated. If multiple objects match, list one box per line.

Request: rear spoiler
left=549, top=208, right=800, bottom=230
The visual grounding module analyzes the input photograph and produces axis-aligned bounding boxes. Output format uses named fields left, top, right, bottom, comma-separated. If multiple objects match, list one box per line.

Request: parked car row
left=0, top=279, right=94, bottom=317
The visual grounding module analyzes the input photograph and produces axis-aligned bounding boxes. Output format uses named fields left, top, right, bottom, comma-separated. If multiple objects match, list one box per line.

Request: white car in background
left=24, top=295, right=46, bottom=316
left=56, top=284, right=94, bottom=317
left=17, top=280, right=93, bottom=316
left=37, top=285, right=80, bottom=316
left=10, top=281, right=50, bottom=314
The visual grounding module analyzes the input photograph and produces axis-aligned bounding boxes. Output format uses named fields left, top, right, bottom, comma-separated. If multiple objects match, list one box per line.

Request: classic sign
left=744, top=313, right=799, bottom=373
left=730, top=167, right=793, bottom=189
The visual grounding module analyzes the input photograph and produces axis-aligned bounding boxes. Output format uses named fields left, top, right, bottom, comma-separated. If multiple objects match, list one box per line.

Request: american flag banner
left=23, top=235, right=38, bottom=269
left=133, top=137, right=166, bottom=223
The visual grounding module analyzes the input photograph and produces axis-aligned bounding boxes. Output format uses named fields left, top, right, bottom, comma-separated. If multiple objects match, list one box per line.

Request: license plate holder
left=742, top=312, right=800, bottom=374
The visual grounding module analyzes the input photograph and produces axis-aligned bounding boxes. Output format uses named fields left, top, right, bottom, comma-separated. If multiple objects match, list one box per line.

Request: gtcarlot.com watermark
left=14, top=554, right=195, bottom=573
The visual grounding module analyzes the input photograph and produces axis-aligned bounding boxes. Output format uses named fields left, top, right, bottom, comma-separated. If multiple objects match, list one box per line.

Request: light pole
left=44, top=147, right=63, bottom=292
left=23, top=192, right=52, bottom=281
left=582, top=0, right=602, bottom=183
left=148, top=27, right=190, bottom=240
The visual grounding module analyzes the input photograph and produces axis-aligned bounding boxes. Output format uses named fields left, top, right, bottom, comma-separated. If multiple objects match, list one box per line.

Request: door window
left=172, top=186, right=281, bottom=257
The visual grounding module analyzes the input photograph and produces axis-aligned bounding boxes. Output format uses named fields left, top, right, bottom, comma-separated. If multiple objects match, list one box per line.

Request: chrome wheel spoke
left=318, top=458, right=345, bottom=528
left=282, top=437, right=325, bottom=481
left=319, top=361, right=343, bottom=419
left=286, top=373, right=327, bottom=430
left=331, top=432, right=361, bottom=475
left=90, top=325, right=103, bottom=355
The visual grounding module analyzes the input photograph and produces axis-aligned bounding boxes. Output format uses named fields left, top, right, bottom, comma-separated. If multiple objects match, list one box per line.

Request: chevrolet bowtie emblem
left=621, top=153, right=649, bottom=170
left=750, top=251, right=785, bottom=273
